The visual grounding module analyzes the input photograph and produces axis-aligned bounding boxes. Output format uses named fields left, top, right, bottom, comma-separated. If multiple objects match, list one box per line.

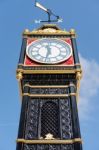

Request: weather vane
left=34, top=0, right=63, bottom=23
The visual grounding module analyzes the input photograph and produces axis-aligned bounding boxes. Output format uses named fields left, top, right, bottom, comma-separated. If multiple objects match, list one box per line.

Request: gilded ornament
left=16, top=72, right=23, bottom=80
left=24, top=29, right=30, bottom=33
left=16, top=138, right=82, bottom=144
left=76, top=72, right=82, bottom=80
left=45, top=133, right=55, bottom=140
left=70, top=28, right=75, bottom=34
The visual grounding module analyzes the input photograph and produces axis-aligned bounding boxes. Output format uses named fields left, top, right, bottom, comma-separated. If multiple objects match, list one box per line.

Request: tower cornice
left=22, top=24, right=76, bottom=37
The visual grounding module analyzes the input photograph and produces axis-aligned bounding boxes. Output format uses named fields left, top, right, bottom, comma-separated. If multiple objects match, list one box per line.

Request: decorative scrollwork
left=49, top=145, right=60, bottom=150
left=37, top=145, right=48, bottom=150
left=60, top=98, right=73, bottom=139
left=25, top=100, right=39, bottom=140
left=61, top=144, right=74, bottom=150
left=23, top=144, right=74, bottom=150
left=37, top=144, right=60, bottom=150
left=23, top=74, right=76, bottom=86
left=30, top=88, right=68, bottom=94
left=24, top=144, right=36, bottom=150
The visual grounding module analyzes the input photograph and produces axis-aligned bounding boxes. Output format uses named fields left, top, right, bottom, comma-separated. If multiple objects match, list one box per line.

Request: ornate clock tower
left=16, top=24, right=82, bottom=150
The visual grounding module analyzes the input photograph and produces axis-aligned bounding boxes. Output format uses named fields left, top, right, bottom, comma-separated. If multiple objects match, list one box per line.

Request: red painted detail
left=24, top=55, right=39, bottom=66
left=27, top=38, right=72, bottom=46
left=62, top=56, right=74, bottom=65
left=27, top=38, right=37, bottom=45
left=24, top=55, right=74, bottom=66
left=64, top=38, right=72, bottom=45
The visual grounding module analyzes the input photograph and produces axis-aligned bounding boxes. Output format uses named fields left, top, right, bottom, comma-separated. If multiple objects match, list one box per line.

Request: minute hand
left=45, top=45, right=52, bottom=58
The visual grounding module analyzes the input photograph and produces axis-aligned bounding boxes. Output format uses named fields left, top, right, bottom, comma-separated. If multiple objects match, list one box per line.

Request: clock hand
left=45, top=45, right=52, bottom=58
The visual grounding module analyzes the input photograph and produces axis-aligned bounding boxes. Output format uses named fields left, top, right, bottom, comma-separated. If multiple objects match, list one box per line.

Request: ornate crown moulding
left=23, top=29, right=70, bottom=35
left=23, top=25, right=76, bottom=36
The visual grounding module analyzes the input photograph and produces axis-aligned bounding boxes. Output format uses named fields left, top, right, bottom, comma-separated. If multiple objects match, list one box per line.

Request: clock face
left=26, top=38, right=72, bottom=64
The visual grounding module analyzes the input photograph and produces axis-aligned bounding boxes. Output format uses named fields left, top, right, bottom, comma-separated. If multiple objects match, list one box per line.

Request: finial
left=70, top=29, right=76, bottom=34
left=23, top=29, right=30, bottom=34
left=24, top=29, right=29, bottom=32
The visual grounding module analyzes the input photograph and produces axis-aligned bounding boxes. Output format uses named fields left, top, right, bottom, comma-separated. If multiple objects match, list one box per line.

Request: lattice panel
left=41, top=101, right=60, bottom=138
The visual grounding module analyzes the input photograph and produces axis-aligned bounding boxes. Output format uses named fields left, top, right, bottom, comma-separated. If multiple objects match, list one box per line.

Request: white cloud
left=78, top=54, right=99, bottom=121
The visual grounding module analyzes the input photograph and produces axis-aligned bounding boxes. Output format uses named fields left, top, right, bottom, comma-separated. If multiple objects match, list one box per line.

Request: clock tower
left=16, top=24, right=82, bottom=150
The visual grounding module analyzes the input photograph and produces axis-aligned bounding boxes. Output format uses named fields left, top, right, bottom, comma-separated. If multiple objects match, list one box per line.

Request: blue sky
left=0, top=0, right=99, bottom=150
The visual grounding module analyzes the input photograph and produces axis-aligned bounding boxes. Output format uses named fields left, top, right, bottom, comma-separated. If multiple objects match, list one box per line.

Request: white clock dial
left=26, top=38, right=72, bottom=64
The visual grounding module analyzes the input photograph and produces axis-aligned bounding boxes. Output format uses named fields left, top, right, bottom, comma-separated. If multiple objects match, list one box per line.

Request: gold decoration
left=16, top=72, right=23, bottom=98
left=70, top=28, right=75, bottom=34
left=76, top=71, right=82, bottom=80
left=22, top=24, right=77, bottom=38
left=22, top=93, right=76, bottom=98
left=16, top=138, right=82, bottom=144
left=16, top=72, right=23, bottom=80
left=16, top=68, right=82, bottom=74
left=24, top=29, right=30, bottom=33
left=23, top=84, right=75, bottom=89
left=76, top=71, right=82, bottom=102
left=23, top=24, right=70, bottom=35
left=42, top=28, right=57, bottom=33
left=45, top=133, right=55, bottom=140
left=70, top=28, right=76, bottom=38
left=23, top=30, right=69, bottom=35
